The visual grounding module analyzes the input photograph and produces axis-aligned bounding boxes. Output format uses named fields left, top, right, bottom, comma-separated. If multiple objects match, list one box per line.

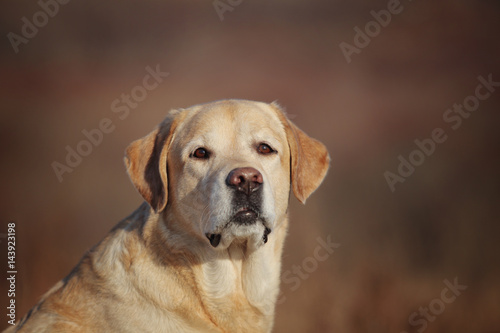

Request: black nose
left=226, top=167, right=263, bottom=195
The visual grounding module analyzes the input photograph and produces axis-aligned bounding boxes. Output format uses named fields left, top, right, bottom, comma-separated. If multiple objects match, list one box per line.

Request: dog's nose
left=226, top=167, right=263, bottom=195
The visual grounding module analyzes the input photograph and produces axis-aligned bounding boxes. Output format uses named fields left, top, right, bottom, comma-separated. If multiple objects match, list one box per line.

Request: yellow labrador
left=8, top=100, right=329, bottom=333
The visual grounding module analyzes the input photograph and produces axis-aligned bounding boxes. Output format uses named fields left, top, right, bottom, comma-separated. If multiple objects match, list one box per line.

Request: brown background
left=1, top=0, right=500, bottom=332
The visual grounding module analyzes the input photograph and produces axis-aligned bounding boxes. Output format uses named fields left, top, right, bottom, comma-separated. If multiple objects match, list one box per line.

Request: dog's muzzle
left=226, top=167, right=264, bottom=225
left=205, top=167, right=270, bottom=248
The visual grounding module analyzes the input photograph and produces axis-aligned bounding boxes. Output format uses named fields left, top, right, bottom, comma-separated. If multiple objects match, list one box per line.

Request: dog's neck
left=99, top=204, right=288, bottom=331
left=137, top=206, right=289, bottom=332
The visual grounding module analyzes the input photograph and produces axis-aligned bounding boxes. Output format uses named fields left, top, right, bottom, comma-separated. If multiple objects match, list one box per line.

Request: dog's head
left=125, top=100, right=329, bottom=250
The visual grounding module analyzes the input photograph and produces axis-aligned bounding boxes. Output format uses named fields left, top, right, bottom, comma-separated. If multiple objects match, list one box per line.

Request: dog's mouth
left=204, top=201, right=270, bottom=248
left=230, top=204, right=263, bottom=225
left=205, top=226, right=271, bottom=248
left=234, top=206, right=258, bottom=222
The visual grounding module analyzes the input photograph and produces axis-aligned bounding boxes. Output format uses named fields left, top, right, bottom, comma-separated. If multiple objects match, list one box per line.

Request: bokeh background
left=1, top=1, right=499, bottom=332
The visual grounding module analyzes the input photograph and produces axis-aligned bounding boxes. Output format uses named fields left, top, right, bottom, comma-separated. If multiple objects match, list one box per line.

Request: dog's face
left=125, top=100, right=329, bottom=250
left=167, top=100, right=291, bottom=250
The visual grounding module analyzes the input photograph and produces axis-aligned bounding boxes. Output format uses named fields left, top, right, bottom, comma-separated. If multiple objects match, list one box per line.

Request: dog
left=7, top=99, right=330, bottom=332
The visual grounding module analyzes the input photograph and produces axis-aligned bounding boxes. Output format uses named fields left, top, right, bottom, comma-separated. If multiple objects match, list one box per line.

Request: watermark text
left=6, top=221, right=17, bottom=326
left=51, top=64, right=169, bottom=182
left=385, top=74, right=499, bottom=192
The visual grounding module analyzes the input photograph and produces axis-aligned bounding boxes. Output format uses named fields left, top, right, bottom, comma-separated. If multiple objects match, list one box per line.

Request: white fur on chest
left=200, top=239, right=281, bottom=317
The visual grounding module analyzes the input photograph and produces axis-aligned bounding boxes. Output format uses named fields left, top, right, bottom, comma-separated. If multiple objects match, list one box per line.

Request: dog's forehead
left=174, top=101, right=286, bottom=144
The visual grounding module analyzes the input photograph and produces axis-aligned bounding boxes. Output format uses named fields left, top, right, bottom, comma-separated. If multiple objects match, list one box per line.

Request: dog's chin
left=205, top=215, right=272, bottom=251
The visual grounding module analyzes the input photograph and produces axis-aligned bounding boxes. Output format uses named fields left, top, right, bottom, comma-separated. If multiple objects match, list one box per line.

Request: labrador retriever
left=7, top=99, right=330, bottom=333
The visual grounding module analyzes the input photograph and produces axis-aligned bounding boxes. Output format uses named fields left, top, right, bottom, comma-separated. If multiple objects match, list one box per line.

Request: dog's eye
left=191, top=147, right=209, bottom=159
left=257, top=143, right=275, bottom=155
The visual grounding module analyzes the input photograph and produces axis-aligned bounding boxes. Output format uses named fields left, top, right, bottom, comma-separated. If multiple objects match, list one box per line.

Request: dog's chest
left=195, top=246, right=278, bottom=332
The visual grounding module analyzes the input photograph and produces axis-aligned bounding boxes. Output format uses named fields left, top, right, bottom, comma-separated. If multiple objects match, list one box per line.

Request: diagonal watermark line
left=384, top=73, right=499, bottom=192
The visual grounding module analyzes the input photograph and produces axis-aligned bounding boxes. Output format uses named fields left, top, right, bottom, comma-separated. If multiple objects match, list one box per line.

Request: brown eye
left=257, top=143, right=275, bottom=155
left=192, top=147, right=209, bottom=159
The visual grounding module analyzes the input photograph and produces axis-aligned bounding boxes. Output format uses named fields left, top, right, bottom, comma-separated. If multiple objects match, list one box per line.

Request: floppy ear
left=124, top=112, right=180, bottom=213
left=272, top=103, right=330, bottom=204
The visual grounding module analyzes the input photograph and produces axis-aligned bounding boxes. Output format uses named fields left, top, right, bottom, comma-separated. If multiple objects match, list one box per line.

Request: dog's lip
left=234, top=208, right=258, bottom=222
left=263, top=227, right=271, bottom=244
left=206, top=233, right=221, bottom=247
left=236, top=207, right=255, bottom=214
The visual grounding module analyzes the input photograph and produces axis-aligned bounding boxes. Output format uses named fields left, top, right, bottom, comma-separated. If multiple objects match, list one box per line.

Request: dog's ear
left=124, top=112, right=181, bottom=213
left=271, top=103, right=330, bottom=204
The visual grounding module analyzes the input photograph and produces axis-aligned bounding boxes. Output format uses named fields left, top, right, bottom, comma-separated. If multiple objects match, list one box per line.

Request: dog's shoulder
left=10, top=204, right=153, bottom=332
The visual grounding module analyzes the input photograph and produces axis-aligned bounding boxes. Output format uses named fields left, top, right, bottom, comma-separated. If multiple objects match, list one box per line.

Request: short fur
left=6, top=100, right=329, bottom=333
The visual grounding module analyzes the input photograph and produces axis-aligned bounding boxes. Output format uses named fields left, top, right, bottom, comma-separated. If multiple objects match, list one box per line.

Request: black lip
left=206, top=233, right=221, bottom=247
left=263, top=227, right=271, bottom=244
left=232, top=208, right=259, bottom=225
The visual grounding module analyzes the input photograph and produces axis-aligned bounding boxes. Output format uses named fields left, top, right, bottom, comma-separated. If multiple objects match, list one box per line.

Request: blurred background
left=1, top=0, right=499, bottom=332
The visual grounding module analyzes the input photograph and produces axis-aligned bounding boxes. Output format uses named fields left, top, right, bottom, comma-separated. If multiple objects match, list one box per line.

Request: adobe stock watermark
left=213, top=0, right=243, bottom=21
left=339, top=0, right=413, bottom=64
left=7, top=0, right=72, bottom=54
left=5, top=221, right=17, bottom=326
left=277, top=235, right=340, bottom=304
left=385, top=73, right=499, bottom=192
left=51, top=65, right=169, bottom=182
left=401, top=277, right=467, bottom=333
